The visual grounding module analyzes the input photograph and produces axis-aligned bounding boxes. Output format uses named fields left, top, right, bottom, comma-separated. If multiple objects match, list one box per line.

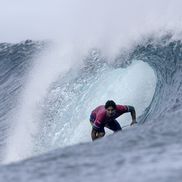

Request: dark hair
left=105, top=100, right=116, bottom=109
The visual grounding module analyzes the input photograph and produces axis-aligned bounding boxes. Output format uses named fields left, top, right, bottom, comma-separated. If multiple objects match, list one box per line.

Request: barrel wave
left=0, top=33, right=182, bottom=181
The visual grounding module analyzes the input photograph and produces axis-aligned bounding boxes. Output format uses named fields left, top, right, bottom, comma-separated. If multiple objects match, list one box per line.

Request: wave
left=0, top=33, right=182, bottom=181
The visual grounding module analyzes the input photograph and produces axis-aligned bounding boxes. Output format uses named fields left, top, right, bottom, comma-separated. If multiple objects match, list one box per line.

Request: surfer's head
left=105, top=100, right=116, bottom=117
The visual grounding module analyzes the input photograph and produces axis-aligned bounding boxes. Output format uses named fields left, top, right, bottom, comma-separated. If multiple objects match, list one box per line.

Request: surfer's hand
left=130, top=120, right=137, bottom=126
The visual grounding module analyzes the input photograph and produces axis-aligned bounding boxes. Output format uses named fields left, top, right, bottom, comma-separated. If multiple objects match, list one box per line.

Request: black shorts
left=90, top=114, right=122, bottom=132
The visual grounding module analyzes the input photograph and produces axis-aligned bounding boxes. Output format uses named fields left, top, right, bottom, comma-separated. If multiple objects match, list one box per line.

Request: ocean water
left=0, top=32, right=182, bottom=181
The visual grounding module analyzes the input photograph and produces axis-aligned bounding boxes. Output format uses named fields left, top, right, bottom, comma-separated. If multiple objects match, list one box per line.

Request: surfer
left=90, top=100, right=137, bottom=141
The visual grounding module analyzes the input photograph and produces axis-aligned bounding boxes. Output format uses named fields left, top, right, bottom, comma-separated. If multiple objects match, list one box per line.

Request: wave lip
left=130, top=34, right=182, bottom=123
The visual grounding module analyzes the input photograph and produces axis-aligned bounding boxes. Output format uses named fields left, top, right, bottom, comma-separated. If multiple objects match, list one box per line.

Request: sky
left=0, top=0, right=182, bottom=43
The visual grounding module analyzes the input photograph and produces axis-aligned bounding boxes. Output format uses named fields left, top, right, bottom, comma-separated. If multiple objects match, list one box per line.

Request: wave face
left=0, top=33, right=182, bottom=181
left=0, top=41, right=44, bottom=161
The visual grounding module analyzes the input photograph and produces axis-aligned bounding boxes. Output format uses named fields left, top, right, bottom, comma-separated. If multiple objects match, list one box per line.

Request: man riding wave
left=90, top=100, right=137, bottom=141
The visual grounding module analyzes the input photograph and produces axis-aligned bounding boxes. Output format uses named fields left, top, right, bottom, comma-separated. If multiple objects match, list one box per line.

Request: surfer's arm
left=126, top=106, right=137, bottom=125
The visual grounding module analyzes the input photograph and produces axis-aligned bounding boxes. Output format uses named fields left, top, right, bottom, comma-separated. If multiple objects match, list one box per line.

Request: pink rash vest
left=91, top=105, right=129, bottom=129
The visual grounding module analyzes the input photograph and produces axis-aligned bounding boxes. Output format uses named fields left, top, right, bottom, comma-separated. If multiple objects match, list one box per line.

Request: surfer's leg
left=91, top=127, right=105, bottom=141
left=90, top=114, right=105, bottom=140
